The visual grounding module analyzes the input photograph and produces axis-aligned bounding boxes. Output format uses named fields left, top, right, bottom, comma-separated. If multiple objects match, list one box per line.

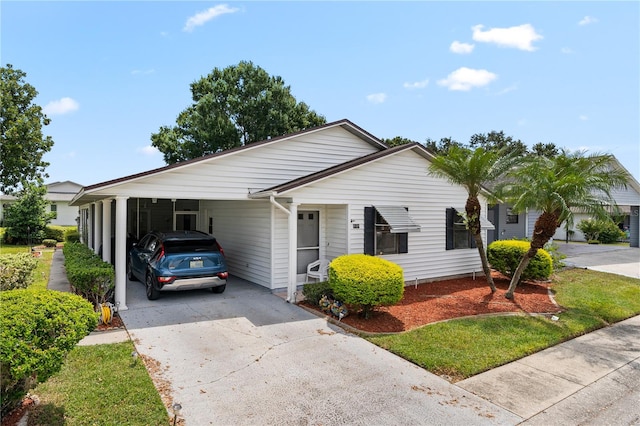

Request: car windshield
left=163, top=239, right=219, bottom=253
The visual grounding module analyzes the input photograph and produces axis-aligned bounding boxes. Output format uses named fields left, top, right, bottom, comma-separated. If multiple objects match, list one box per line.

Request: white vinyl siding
left=202, top=200, right=272, bottom=288
left=272, top=205, right=290, bottom=289
left=283, top=149, right=485, bottom=282
left=610, top=185, right=640, bottom=206
left=88, top=127, right=379, bottom=200
left=325, top=205, right=348, bottom=260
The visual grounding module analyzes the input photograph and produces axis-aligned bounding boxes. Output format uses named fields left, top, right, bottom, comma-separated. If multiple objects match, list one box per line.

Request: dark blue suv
left=127, top=230, right=228, bottom=300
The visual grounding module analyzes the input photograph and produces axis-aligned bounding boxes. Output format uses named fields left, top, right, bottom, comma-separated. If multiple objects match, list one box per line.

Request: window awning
left=454, top=207, right=495, bottom=230
left=375, top=205, right=421, bottom=233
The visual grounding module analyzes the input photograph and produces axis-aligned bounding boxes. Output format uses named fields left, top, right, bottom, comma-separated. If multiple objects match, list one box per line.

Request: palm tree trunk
left=504, top=247, right=536, bottom=299
left=505, top=210, right=560, bottom=300
left=474, top=233, right=496, bottom=293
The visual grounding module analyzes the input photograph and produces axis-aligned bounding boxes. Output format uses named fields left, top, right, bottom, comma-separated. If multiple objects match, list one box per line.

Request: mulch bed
left=301, top=272, right=561, bottom=333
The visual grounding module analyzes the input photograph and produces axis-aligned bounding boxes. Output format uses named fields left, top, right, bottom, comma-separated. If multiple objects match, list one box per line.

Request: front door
left=297, top=210, right=319, bottom=274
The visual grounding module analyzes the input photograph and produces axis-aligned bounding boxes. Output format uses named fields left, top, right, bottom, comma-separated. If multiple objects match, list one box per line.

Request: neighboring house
left=488, top=158, right=640, bottom=248
left=70, top=119, right=494, bottom=310
left=0, top=180, right=83, bottom=227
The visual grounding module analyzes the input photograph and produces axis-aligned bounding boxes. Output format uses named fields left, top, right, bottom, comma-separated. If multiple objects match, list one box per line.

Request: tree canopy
left=151, top=61, right=326, bottom=164
left=1, top=64, right=54, bottom=194
left=2, top=183, right=54, bottom=244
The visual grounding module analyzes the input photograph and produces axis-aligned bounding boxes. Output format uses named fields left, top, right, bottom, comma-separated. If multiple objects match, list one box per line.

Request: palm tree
left=429, top=146, right=520, bottom=293
left=499, top=150, right=629, bottom=299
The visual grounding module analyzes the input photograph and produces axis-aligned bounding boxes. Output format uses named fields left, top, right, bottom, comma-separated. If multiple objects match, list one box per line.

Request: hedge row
left=0, top=252, right=39, bottom=291
left=63, top=242, right=115, bottom=307
left=0, top=289, right=98, bottom=415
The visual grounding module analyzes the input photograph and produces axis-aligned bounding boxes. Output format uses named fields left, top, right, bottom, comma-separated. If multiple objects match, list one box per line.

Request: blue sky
left=3, top=1, right=639, bottom=185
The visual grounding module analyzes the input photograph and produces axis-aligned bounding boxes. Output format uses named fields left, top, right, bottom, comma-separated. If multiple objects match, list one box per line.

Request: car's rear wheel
left=145, top=273, right=160, bottom=300
left=210, top=284, right=226, bottom=294
left=127, top=260, right=138, bottom=281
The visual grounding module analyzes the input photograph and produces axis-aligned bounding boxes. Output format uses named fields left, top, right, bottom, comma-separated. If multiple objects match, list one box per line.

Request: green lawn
left=367, top=269, right=640, bottom=381
left=28, top=343, right=169, bottom=426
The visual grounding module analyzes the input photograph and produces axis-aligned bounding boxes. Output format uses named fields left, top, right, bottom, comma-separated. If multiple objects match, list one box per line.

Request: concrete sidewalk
left=457, top=315, right=640, bottom=423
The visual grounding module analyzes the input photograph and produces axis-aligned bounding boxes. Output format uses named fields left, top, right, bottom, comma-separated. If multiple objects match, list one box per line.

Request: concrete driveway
left=120, top=277, right=520, bottom=425
left=555, top=242, right=640, bottom=279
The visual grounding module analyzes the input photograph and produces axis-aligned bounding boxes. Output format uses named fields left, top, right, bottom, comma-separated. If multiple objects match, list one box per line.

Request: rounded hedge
left=329, top=254, right=404, bottom=318
left=0, top=289, right=98, bottom=415
left=487, top=240, right=553, bottom=282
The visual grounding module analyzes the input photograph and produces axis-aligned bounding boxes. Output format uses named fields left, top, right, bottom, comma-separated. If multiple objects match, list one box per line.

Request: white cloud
left=472, top=23, right=543, bottom=51
left=183, top=4, right=239, bottom=32
left=437, top=67, right=497, bottom=91
left=43, top=97, right=79, bottom=116
left=138, top=145, right=160, bottom=156
left=579, top=16, right=598, bottom=26
left=403, top=79, right=429, bottom=89
left=450, top=41, right=475, bottom=54
left=579, top=115, right=589, bottom=121
left=366, top=93, right=387, bottom=104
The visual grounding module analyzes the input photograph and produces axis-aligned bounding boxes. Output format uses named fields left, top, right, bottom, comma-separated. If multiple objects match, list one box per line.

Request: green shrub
left=577, top=219, right=625, bottom=244
left=65, top=230, right=80, bottom=243
left=63, top=243, right=114, bottom=306
left=329, top=254, right=404, bottom=319
left=302, top=281, right=332, bottom=306
left=44, top=226, right=65, bottom=242
left=42, top=239, right=57, bottom=247
left=0, top=253, right=39, bottom=291
left=0, top=289, right=98, bottom=415
left=488, top=240, right=553, bottom=282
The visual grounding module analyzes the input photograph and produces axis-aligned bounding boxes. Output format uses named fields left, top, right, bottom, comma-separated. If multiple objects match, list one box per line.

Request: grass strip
left=28, top=342, right=169, bottom=426
left=367, top=268, right=640, bottom=381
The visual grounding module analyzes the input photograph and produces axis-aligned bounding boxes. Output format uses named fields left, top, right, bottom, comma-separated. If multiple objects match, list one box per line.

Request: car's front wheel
left=210, top=284, right=226, bottom=294
left=145, top=273, right=160, bottom=300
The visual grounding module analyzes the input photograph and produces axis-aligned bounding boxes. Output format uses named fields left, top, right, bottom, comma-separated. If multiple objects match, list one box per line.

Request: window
left=506, top=208, right=519, bottom=224
left=50, top=203, right=58, bottom=219
left=363, top=206, right=420, bottom=255
left=446, top=208, right=476, bottom=250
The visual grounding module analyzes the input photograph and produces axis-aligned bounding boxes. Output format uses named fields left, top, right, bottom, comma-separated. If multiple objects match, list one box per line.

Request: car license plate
left=190, top=260, right=203, bottom=268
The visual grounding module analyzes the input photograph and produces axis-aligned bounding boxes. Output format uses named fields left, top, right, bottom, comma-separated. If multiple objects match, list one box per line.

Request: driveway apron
left=120, top=277, right=520, bottom=425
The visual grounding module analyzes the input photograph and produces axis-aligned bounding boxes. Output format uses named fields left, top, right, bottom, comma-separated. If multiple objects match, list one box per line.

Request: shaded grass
left=28, top=342, right=169, bottom=426
left=367, top=269, right=640, bottom=381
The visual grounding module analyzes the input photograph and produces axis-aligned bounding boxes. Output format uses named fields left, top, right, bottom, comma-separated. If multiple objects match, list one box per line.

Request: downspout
left=269, top=195, right=298, bottom=303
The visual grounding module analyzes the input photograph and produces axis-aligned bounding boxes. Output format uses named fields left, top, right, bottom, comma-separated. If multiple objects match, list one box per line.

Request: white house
left=70, top=120, right=493, bottom=310
left=1, top=180, right=82, bottom=227
left=487, top=159, right=640, bottom=247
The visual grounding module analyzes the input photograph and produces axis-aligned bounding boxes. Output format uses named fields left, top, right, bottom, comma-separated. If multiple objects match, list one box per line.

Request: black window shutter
left=445, top=208, right=454, bottom=250
left=399, top=233, right=408, bottom=253
left=364, top=207, right=375, bottom=255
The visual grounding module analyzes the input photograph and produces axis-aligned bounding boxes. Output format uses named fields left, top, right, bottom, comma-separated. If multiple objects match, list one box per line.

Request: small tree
left=3, top=183, right=53, bottom=244
left=1, top=64, right=54, bottom=194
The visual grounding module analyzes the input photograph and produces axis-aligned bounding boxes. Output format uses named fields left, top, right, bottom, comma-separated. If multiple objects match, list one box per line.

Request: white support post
left=88, top=204, right=95, bottom=250
left=114, top=196, right=129, bottom=311
left=288, top=203, right=299, bottom=303
left=94, top=201, right=103, bottom=256
left=102, top=199, right=112, bottom=264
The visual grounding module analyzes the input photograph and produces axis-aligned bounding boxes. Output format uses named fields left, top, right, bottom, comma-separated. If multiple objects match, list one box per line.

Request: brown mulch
left=301, top=272, right=561, bottom=333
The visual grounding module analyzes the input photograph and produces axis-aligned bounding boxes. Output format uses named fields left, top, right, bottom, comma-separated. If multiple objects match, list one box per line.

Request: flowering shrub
left=0, top=253, right=38, bottom=291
